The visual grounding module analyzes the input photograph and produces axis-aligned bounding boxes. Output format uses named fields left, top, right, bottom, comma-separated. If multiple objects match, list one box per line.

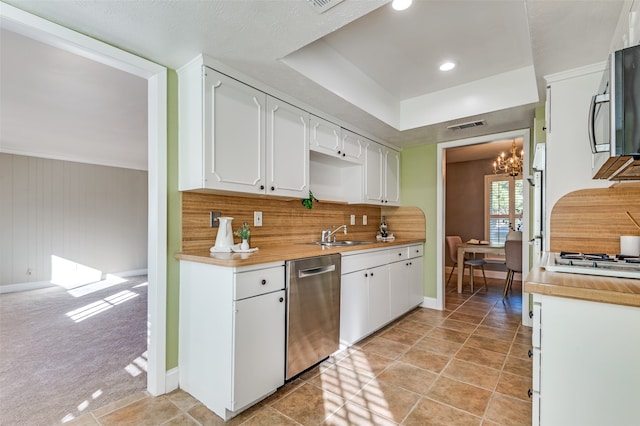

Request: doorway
left=1, top=4, right=168, bottom=396
left=436, top=129, right=531, bottom=326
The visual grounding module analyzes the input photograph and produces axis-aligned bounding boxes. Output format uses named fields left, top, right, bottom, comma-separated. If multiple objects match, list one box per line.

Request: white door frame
left=1, top=4, right=169, bottom=394
left=436, top=128, right=531, bottom=325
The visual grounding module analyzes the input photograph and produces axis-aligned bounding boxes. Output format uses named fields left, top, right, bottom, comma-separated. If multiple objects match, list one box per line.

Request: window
left=485, top=175, right=523, bottom=245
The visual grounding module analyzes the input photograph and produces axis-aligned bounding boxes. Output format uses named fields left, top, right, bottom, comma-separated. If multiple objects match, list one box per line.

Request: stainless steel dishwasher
left=285, top=253, right=341, bottom=380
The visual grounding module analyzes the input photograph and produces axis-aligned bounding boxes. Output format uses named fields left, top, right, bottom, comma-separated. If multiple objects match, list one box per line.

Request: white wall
left=0, top=153, right=148, bottom=290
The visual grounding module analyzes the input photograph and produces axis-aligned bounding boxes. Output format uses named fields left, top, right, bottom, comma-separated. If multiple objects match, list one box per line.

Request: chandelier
left=493, top=140, right=523, bottom=177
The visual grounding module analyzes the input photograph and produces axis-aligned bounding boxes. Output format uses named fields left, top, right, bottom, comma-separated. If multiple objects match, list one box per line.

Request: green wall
left=166, top=70, right=181, bottom=370
left=400, top=144, right=438, bottom=299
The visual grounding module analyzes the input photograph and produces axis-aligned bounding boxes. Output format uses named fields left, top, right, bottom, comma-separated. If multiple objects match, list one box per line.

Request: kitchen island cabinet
left=179, top=260, right=285, bottom=421
left=525, top=267, right=640, bottom=426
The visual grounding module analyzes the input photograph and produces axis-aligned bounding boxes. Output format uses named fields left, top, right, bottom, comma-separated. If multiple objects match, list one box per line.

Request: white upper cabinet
left=309, top=117, right=363, bottom=164
left=265, top=97, right=309, bottom=198
left=363, top=139, right=400, bottom=206
left=204, top=69, right=266, bottom=194
left=178, top=57, right=308, bottom=198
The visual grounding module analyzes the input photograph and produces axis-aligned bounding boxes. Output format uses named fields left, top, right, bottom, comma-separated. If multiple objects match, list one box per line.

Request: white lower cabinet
left=179, top=260, right=285, bottom=421
left=340, top=244, right=424, bottom=346
left=531, top=293, right=640, bottom=426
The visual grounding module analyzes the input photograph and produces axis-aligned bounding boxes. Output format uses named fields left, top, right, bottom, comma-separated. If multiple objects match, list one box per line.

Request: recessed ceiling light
left=392, top=0, right=412, bottom=11
left=440, top=62, right=456, bottom=71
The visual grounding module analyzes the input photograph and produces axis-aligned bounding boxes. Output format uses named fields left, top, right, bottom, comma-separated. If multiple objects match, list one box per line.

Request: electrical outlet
left=363, top=215, right=368, bottom=225
left=210, top=211, right=221, bottom=227
left=254, top=211, right=263, bottom=227
left=350, top=214, right=356, bottom=225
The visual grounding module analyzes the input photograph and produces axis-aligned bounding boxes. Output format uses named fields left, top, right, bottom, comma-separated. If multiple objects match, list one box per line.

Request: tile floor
left=67, top=275, right=532, bottom=425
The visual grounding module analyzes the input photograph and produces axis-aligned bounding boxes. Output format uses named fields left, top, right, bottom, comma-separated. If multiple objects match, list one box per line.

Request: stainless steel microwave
left=590, top=44, right=640, bottom=179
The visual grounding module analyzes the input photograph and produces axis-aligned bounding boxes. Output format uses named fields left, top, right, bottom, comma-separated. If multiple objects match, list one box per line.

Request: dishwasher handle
left=298, top=264, right=336, bottom=278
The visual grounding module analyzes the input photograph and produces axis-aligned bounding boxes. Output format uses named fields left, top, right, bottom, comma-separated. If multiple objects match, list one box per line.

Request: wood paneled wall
left=182, top=192, right=426, bottom=252
left=549, top=184, right=640, bottom=254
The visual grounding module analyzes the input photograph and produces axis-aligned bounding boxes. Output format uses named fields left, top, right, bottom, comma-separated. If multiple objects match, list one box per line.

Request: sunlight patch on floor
left=66, top=290, right=139, bottom=322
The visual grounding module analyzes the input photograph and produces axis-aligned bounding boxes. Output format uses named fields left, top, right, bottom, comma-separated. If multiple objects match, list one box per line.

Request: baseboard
left=165, top=367, right=179, bottom=393
left=0, top=268, right=149, bottom=294
left=419, top=296, right=441, bottom=310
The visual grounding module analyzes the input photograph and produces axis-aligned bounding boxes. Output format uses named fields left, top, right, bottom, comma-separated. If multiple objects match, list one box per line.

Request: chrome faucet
left=321, top=225, right=347, bottom=243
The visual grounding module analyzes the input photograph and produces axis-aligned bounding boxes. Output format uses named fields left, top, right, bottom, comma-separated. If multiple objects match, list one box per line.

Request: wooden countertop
left=525, top=266, right=640, bottom=308
left=176, top=238, right=426, bottom=268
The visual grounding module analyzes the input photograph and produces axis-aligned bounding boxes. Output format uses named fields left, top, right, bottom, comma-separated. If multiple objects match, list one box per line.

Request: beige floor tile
left=509, top=342, right=532, bottom=360
left=465, top=335, right=512, bottom=354
left=473, top=325, right=517, bottom=342
left=392, top=318, right=434, bottom=335
left=272, top=383, right=345, bottom=425
left=241, top=406, right=300, bottom=425
left=455, top=306, right=491, bottom=318
left=90, top=391, right=150, bottom=418
left=379, top=326, right=424, bottom=346
left=350, top=379, right=421, bottom=423
left=427, top=326, right=470, bottom=343
left=186, top=404, right=226, bottom=425
left=442, top=359, right=501, bottom=390
left=440, top=318, right=479, bottom=333
left=322, top=401, right=398, bottom=426
left=166, top=389, right=200, bottom=411
left=455, top=346, right=506, bottom=370
left=403, top=397, right=482, bottom=426
left=361, top=336, right=411, bottom=359
left=308, top=363, right=375, bottom=401
left=447, top=311, right=485, bottom=324
left=427, top=376, right=492, bottom=417
left=97, top=395, right=181, bottom=426
left=480, top=317, right=520, bottom=330
left=502, top=355, right=532, bottom=378
left=337, top=349, right=395, bottom=376
left=400, top=347, right=451, bottom=373
left=162, top=413, right=201, bottom=425
left=413, top=336, right=462, bottom=357
left=484, top=394, right=532, bottom=425
left=376, top=361, right=438, bottom=395
left=495, top=372, right=532, bottom=401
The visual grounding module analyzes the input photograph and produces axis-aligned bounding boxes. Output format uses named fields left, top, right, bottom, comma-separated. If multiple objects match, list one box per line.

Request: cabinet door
left=389, top=261, right=410, bottom=319
left=408, top=256, right=424, bottom=307
left=204, top=69, right=265, bottom=193
left=363, top=140, right=384, bottom=203
left=340, top=271, right=369, bottom=346
left=310, top=115, right=341, bottom=157
left=266, top=97, right=309, bottom=198
left=368, top=265, right=390, bottom=333
left=341, top=130, right=364, bottom=163
left=384, top=148, right=401, bottom=205
left=232, top=290, right=285, bottom=411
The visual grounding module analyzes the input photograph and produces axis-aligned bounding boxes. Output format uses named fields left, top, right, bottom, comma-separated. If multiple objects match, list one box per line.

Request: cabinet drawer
left=389, top=247, right=409, bottom=262
left=342, top=249, right=392, bottom=274
left=408, top=245, right=423, bottom=258
left=234, top=266, right=284, bottom=300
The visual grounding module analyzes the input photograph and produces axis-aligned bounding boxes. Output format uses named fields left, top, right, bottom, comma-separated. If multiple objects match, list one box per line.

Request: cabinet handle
left=529, top=310, right=534, bottom=319
left=365, top=273, right=368, bottom=277
left=528, top=349, right=533, bottom=358
left=270, top=186, right=275, bottom=191
left=409, top=262, right=412, bottom=266
left=371, top=272, right=374, bottom=276
left=342, top=153, right=346, bottom=157
left=528, top=389, right=533, bottom=398
left=279, top=297, right=284, bottom=303
left=337, top=150, right=341, bottom=155
left=260, top=185, right=265, bottom=190
left=261, top=279, right=267, bottom=285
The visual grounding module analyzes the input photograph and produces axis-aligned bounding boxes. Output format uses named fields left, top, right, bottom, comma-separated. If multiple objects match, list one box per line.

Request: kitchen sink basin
left=303, top=240, right=374, bottom=247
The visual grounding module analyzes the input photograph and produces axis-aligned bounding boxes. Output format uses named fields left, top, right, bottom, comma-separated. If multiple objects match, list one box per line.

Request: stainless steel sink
left=303, top=240, right=374, bottom=247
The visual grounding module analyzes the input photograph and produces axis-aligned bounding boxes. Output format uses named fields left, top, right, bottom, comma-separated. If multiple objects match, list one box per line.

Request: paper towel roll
left=620, top=236, right=640, bottom=256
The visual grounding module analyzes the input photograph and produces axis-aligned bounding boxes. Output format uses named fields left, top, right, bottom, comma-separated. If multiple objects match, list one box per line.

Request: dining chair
left=503, top=239, right=522, bottom=298
left=445, top=235, right=487, bottom=292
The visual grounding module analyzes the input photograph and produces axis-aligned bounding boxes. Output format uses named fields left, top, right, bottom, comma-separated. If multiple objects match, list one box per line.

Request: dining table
left=456, top=242, right=505, bottom=293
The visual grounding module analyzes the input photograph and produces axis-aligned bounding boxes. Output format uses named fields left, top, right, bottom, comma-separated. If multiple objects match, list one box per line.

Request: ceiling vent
left=447, top=120, right=486, bottom=131
left=306, top=0, right=344, bottom=13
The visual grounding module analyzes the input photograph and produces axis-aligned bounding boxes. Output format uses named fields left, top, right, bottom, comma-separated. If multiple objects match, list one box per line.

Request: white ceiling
left=0, top=0, right=630, bottom=169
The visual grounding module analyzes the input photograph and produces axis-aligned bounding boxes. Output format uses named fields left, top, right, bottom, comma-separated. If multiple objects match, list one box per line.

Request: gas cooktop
left=542, top=252, right=640, bottom=279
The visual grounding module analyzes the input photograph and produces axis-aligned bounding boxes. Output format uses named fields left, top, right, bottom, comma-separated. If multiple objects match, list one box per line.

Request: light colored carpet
left=0, top=276, right=148, bottom=425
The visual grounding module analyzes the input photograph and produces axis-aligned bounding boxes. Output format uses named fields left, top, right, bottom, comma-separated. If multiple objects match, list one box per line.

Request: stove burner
left=545, top=252, right=640, bottom=279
